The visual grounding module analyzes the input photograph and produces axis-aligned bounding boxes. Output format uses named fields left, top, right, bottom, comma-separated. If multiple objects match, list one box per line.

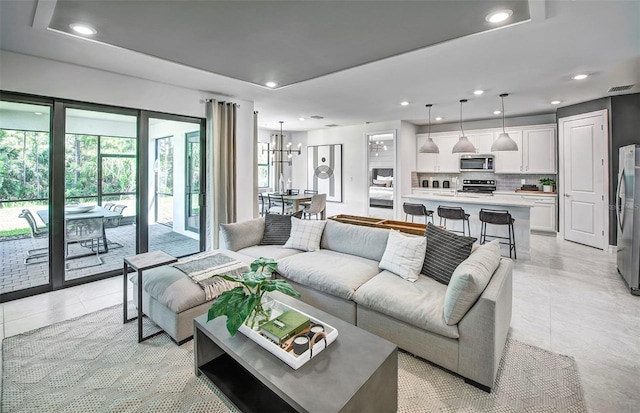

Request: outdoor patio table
left=36, top=206, right=122, bottom=254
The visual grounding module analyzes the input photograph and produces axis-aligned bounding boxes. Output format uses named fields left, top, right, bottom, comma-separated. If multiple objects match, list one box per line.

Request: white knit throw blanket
left=171, top=251, right=248, bottom=301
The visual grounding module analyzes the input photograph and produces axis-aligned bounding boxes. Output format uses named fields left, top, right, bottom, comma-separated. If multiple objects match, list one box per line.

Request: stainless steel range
left=461, top=179, right=496, bottom=194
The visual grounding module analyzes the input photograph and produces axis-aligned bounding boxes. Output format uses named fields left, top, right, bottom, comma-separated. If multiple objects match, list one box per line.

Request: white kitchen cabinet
left=524, top=195, right=557, bottom=232
left=493, top=130, right=524, bottom=173
left=495, top=192, right=557, bottom=232
left=416, top=134, right=460, bottom=173
left=494, top=126, right=556, bottom=174
left=467, top=132, right=495, bottom=154
left=523, top=128, right=556, bottom=173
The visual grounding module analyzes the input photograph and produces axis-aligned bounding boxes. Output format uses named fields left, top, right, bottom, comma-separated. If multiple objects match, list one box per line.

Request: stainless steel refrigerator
left=616, top=144, right=640, bottom=295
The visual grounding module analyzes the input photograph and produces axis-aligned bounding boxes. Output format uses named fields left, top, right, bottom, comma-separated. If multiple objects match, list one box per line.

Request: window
left=258, top=142, right=270, bottom=188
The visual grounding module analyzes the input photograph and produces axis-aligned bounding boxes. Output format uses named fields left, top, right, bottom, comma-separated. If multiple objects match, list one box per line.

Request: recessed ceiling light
left=265, top=81, right=277, bottom=88
left=493, top=110, right=501, bottom=115
left=299, top=117, right=305, bottom=121
left=572, top=74, right=588, bottom=80
left=70, top=23, right=97, bottom=35
left=400, top=101, right=409, bottom=106
left=551, top=100, right=561, bottom=105
left=435, top=116, right=443, bottom=121
left=474, top=90, right=484, bottom=95
left=485, top=9, right=513, bottom=23
left=34, top=112, right=43, bottom=116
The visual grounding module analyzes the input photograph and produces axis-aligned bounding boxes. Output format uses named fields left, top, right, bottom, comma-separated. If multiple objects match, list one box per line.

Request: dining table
left=37, top=206, right=123, bottom=255
left=268, top=193, right=326, bottom=219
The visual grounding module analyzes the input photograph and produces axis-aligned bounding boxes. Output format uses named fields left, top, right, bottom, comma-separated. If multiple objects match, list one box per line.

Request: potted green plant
left=207, top=257, right=301, bottom=336
left=539, top=178, right=556, bottom=193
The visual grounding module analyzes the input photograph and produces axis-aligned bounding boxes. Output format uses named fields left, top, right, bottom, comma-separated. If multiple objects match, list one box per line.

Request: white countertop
left=404, top=192, right=535, bottom=208
left=493, top=190, right=558, bottom=197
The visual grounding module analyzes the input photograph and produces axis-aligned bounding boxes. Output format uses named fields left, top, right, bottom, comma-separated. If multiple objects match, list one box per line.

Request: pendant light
left=452, top=99, right=476, bottom=153
left=419, top=104, right=439, bottom=153
left=491, top=93, right=519, bottom=151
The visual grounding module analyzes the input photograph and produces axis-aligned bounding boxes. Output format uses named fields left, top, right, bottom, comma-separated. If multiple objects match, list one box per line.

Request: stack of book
left=260, top=310, right=310, bottom=345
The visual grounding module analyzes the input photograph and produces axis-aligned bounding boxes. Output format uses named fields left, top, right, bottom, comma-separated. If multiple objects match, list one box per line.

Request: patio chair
left=103, top=203, right=115, bottom=211
left=65, top=216, right=104, bottom=268
left=105, top=204, right=127, bottom=227
left=18, top=209, right=48, bottom=264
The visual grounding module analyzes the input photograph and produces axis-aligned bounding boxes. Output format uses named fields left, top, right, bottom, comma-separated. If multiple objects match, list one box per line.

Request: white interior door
left=560, top=113, right=606, bottom=249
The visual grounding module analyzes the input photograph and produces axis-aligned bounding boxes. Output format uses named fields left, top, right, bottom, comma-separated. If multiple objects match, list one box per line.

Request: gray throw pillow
left=260, top=211, right=303, bottom=245
left=444, top=240, right=501, bottom=325
left=422, top=223, right=476, bottom=285
left=219, top=217, right=264, bottom=251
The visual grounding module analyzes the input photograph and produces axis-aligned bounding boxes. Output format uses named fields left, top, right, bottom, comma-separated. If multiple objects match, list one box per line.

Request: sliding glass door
left=147, top=116, right=203, bottom=258
left=64, top=108, right=137, bottom=282
left=1, top=93, right=206, bottom=302
left=0, top=99, right=52, bottom=297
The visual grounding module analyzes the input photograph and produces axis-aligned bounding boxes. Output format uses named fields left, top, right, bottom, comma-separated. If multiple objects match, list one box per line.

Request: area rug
left=1, top=305, right=587, bottom=412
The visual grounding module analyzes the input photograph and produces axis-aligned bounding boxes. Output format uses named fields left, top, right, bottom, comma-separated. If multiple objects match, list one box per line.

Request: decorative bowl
left=65, top=204, right=96, bottom=213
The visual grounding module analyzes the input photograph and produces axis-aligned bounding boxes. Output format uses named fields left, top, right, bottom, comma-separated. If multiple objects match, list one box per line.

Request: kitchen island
left=403, top=192, right=534, bottom=259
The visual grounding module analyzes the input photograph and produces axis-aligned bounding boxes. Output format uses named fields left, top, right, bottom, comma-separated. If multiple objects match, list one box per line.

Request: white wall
left=291, top=121, right=401, bottom=217
left=398, top=121, right=418, bottom=219
left=0, top=50, right=256, bottom=239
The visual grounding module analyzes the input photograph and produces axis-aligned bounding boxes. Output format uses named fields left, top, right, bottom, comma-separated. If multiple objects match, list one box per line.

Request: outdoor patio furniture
left=103, top=203, right=115, bottom=210
left=65, top=216, right=104, bottom=268
left=105, top=205, right=127, bottom=227
left=18, top=209, right=48, bottom=264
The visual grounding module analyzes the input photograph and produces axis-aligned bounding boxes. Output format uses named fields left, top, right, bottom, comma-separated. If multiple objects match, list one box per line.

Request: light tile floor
left=1, top=234, right=639, bottom=412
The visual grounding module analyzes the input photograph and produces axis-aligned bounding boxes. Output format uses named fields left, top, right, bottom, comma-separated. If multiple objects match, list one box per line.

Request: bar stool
left=479, top=208, right=516, bottom=259
left=402, top=202, right=434, bottom=224
left=437, top=205, right=471, bottom=237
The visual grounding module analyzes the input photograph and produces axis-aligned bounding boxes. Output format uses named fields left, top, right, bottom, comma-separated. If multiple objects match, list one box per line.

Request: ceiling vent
left=325, top=124, right=339, bottom=127
left=310, top=115, right=324, bottom=119
left=608, top=85, right=634, bottom=93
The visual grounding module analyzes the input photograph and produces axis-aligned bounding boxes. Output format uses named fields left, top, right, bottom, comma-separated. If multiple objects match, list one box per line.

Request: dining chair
left=303, top=194, right=327, bottom=219
left=258, top=193, right=266, bottom=217
left=65, top=216, right=104, bottom=267
left=299, top=189, right=318, bottom=209
left=267, top=194, right=293, bottom=215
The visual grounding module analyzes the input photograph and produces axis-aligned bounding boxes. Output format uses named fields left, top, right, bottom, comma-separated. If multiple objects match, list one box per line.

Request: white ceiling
left=1, top=0, right=638, bottom=132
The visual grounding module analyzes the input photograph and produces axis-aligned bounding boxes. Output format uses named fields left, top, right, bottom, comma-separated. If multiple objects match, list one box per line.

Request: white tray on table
left=238, top=297, right=338, bottom=370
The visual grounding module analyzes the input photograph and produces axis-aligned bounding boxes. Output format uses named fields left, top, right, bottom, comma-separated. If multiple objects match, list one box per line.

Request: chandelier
left=265, top=121, right=301, bottom=166
left=369, top=137, right=388, bottom=156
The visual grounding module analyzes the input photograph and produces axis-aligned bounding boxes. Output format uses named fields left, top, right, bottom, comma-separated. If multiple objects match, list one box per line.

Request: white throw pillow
left=443, top=240, right=501, bottom=325
left=283, top=217, right=327, bottom=252
left=377, top=175, right=393, bottom=181
left=378, top=230, right=427, bottom=282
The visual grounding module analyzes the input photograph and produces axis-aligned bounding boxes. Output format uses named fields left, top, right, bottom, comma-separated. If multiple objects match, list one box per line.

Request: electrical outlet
left=520, top=179, right=526, bottom=185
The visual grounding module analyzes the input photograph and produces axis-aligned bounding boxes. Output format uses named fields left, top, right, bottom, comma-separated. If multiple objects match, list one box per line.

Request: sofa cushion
left=378, top=230, right=426, bottom=282
left=353, top=270, right=459, bottom=339
left=260, top=212, right=302, bottom=246
left=220, top=217, right=264, bottom=251
left=283, top=217, right=326, bottom=252
left=422, top=223, right=476, bottom=285
left=277, top=250, right=380, bottom=300
left=238, top=245, right=304, bottom=261
left=444, top=240, right=501, bottom=325
left=320, top=220, right=390, bottom=261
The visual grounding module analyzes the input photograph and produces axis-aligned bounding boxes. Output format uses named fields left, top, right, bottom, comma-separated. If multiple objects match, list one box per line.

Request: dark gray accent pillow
left=260, top=211, right=303, bottom=245
left=422, top=223, right=477, bottom=285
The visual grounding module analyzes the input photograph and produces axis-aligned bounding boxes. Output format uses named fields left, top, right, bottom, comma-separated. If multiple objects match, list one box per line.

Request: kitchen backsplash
left=412, top=171, right=557, bottom=191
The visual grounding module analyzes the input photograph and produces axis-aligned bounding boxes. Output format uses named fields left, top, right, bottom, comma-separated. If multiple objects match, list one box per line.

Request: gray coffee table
left=194, top=291, right=398, bottom=413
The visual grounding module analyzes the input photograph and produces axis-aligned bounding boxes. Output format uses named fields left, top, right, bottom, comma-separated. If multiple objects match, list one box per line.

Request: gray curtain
left=206, top=100, right=238, bottom=249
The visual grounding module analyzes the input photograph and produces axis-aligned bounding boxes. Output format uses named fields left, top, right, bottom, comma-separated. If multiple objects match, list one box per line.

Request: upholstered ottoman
left=129, top=249, right=252, bottom=344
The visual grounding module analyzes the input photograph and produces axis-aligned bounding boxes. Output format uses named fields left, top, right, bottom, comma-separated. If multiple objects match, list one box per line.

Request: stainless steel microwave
left=460, top=155, right=494, bottom=171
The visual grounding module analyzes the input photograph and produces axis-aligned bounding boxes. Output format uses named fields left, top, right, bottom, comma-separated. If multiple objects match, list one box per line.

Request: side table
left=123, top=250, right=177, bottom=343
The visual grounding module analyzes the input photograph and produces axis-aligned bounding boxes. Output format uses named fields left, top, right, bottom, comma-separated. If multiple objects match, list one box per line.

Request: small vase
left=245, top=295, right=274, bottom=330
left=543, top=185, right=553, bottom=193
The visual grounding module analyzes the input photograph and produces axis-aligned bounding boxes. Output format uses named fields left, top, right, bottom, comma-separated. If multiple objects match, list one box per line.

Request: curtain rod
left=201, top=99, right=240, bottom=107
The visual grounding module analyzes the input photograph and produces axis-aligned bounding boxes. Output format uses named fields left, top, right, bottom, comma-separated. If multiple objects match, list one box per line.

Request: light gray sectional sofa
left=217, top=217, right=513, bottom=391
